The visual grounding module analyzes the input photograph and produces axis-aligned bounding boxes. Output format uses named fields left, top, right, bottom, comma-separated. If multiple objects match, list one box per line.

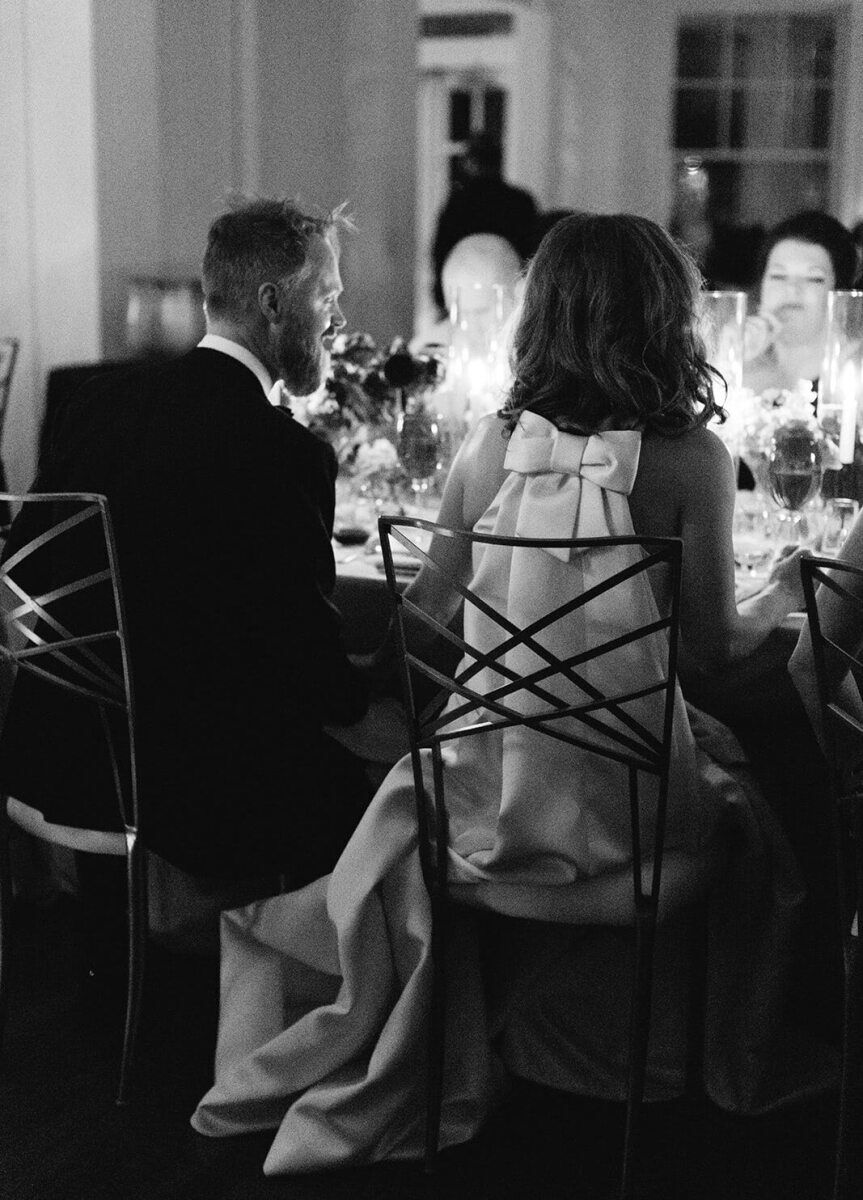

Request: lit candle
left=838, top=359, right=860, bottom=465
left=464, top=354, right=488, bottom=397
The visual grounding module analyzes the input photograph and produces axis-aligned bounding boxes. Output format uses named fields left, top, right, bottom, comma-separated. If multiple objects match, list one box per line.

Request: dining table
left=331, top=488, right=808, bottom=655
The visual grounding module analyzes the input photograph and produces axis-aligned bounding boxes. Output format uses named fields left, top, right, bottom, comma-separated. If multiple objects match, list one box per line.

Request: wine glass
left=767, top=423, right=823, bottom=545
left=397, top=397, right=443, bottom=503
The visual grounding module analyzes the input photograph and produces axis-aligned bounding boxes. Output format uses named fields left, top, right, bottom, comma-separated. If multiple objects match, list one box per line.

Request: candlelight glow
left=838, top=358, right=862, bottom=465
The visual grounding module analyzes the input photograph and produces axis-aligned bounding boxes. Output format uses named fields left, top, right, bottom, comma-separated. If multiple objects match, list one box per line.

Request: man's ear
left=258, top=281, right=282, bottom=323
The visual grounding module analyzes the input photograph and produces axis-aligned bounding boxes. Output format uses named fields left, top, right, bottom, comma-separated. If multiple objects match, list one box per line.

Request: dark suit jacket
left=0, top=349, right=371, bottom=881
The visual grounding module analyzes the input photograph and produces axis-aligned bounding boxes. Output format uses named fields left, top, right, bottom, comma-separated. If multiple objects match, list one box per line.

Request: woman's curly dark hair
left=501, top=212, right=723, bottom=435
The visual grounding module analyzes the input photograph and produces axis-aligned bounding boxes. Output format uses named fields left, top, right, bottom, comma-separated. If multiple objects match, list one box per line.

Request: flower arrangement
left=301, top=332, right=445, bottom=483
left=737, top=382, right=826, bottom=461
left=725, top=380, right=842, bottom=500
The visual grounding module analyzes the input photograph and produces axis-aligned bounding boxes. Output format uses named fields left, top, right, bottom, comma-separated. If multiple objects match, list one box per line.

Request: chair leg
left=0, top=802, right=13, bottom=1046
left=620, top=909, right=656, bottom=1200
left=116, top=832, right=147, bottom=1106
left=832, top=937, right=860, bottom=1200
left=424, top=900, right=447, bottom=1174
left=685, top=900, right=708, bottom=1100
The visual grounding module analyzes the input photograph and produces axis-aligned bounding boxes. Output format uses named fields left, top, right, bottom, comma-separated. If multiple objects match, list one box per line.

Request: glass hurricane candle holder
left=447, top=283, right=514, bottom=427
left=700, top=290, right=747, bottom=396
left=819, top=291, right=863, bottom=488
left=700, top=290, right=747, bottom=472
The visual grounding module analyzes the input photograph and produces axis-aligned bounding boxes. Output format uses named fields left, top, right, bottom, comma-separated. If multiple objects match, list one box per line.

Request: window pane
left=675, top=88, right=721, bottom=149
left=677, top=21, right=723, bottom=79
left=449, top=90, right=471, bottom=142
left=729, top=84, right=786, bottom=150
left=702, top=161, right=738, bottom=224
left=788, top=16, right=835, bottom=80
left=483, top=88, right=506, bottom=143
left=731, top=17, right=785, bottom=80
left=787, top=85, right=832, bottom=150
left=720, top=161, right=830, bottom=226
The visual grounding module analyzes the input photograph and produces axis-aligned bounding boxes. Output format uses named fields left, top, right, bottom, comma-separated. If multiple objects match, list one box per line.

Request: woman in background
left=743, top=210, right=858, bottom=394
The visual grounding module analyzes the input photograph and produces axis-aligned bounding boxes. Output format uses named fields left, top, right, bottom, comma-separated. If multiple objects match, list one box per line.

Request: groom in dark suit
left=0, top=198, right=378, bottom=888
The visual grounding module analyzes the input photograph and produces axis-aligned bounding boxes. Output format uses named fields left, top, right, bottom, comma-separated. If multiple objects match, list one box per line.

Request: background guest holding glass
left=743, top=210, right=858, bottom=395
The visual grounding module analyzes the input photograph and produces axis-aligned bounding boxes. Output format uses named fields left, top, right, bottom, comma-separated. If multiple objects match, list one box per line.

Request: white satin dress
left=191, top=413, right=824, bottom=1173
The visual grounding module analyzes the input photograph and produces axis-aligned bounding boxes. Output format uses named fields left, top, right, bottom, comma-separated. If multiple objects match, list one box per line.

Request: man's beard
left=280, top=333, right=326, bottom=398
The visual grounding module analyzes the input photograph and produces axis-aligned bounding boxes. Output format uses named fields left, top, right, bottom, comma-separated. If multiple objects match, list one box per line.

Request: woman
left=191, top=215, right=815, bottom=1173
left=743, top=210, right=858, bottom=394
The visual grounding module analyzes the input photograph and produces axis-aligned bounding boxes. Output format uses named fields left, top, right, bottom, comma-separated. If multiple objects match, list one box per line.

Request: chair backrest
left=800, top=554, right=863, bottom=931
left=379, top=517, right=683, bottom=915
left=801, top=555, right=863, bottom=740
left=0, top=492, right=139, bottom=832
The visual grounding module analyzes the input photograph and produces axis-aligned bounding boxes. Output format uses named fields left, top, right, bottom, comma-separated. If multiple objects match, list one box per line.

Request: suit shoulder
left=271, top=408, right=337, bottom=467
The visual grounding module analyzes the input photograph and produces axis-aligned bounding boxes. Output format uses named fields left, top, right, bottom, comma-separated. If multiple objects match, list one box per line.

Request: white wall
left=256, top=0, right=416, bottom=342
left=544, top=0, right=676, bottom=222
left=341, top=0, right=416, bottom=342
left=92, top=0, right=161, bottom=360
left=156, top=0, right=241, bottom=276
left=0, top=0, right=101, bottom=492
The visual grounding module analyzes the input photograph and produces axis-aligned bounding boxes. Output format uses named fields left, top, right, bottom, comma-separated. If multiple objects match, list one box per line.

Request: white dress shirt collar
left=197, top=334, right=280, bottom=403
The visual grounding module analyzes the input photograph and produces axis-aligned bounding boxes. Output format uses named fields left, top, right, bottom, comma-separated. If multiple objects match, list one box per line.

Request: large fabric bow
left=501, top=411, right=642, bottom=561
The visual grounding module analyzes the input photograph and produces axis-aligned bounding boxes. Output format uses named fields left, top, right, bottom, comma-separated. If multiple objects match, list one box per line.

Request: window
left=673, top=12, right=840, bottom=235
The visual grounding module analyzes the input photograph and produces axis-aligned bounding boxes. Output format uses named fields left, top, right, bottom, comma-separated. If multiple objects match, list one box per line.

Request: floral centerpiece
left=299, top=332, right=445, bottom=504
left=734, top=380, right=841, bottom=497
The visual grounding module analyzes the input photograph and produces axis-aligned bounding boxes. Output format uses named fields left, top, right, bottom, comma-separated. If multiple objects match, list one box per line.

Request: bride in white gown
left=192, top=214, right=824, bottom=1173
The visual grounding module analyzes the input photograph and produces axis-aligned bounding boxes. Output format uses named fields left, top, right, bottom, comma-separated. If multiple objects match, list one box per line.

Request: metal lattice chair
left=379, top=517, right=706, bottom=1200
left=801, top=555, right=863, bottom=1200
left=0, top=492, right=145, bottom=1105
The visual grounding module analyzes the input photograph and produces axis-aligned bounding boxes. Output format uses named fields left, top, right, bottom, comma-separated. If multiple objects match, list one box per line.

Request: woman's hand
left=765, top=544, right=809, bottom=610
left=743, top=312, right=781, bottom=362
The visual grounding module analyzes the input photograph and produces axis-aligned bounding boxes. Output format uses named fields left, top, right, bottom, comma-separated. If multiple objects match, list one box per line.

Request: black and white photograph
left=1, top=2, right=862, bottom=1197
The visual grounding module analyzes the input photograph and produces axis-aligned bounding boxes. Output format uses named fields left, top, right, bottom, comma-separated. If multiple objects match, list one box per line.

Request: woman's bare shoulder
left=460, top=415, right=509, bottom=515
left=463, top=413, right=509, bottom=463
left=639, top=425, right=731, bottom=484
left=631, top=425, right=734, bottom=534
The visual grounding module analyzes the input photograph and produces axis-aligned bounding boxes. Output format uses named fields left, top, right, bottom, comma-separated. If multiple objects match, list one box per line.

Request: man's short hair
left=202, top=197, right=351, bottom=320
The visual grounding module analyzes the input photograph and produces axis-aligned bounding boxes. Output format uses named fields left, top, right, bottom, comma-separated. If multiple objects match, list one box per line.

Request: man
left=0, top=198, right=377, bottom=888
left=431, top=132, right=538, bottom=317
